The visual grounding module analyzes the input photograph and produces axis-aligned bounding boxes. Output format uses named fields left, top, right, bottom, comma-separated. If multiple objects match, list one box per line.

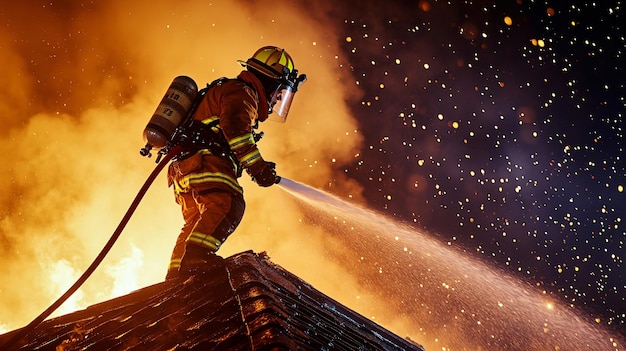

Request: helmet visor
left=268, top=84, right=295, bottom=122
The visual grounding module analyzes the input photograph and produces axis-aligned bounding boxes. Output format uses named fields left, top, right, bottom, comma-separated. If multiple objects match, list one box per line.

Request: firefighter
left=165, top=46, right=306, bottom=279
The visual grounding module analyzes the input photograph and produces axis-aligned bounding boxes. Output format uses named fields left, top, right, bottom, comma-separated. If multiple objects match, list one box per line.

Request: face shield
left=268, top=84, right=295, bottom=122
left=267, top=72, right=307, bottom=123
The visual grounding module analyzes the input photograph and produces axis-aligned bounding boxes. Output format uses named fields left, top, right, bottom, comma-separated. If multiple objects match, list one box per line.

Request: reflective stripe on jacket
left=167, top=71, right=269, bottom=196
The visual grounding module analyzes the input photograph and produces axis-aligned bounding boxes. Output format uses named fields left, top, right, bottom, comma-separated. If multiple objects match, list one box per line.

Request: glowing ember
left=1, top=1, right=624, bottom=349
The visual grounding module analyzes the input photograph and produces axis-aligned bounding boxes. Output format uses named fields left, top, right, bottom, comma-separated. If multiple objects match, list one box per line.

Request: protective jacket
left=167, top=70, right=270, bottom=197
left=165, top=70, right=269, bottom=275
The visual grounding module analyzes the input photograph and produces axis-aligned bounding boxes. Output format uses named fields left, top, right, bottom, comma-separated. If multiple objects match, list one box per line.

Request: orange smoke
left=0, top=0, right=366, bottom=335
left=2, top=3, right=624, bottom=350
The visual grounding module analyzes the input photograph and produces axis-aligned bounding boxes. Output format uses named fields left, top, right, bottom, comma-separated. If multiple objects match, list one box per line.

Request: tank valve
left=140, top=144, right=152, bottom=157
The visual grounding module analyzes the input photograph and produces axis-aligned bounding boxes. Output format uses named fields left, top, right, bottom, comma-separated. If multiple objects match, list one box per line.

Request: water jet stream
left=278, top=178, right=624, bottom=351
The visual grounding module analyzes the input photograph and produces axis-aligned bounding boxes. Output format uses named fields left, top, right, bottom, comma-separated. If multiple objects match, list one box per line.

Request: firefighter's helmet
left=246, top=46, right=294, bottom=79
left=240, top=46, right=307, bottom=122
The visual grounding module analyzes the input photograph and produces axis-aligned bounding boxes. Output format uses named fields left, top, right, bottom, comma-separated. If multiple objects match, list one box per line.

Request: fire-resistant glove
left=247, top=160, right=280, bottom=187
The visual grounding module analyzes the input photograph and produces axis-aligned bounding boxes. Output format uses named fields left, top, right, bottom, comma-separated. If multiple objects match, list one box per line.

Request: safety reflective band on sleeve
left=175, top=172, right=243, bottom=195
left=239, top=149, right=261, bottom=168
left=228, top=133, right=255, bottom=151
left=186, top=232, right=222, bottom=251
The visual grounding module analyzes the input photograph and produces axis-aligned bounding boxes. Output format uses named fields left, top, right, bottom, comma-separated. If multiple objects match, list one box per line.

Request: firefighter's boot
left=179, top=244, right=224, bottom=276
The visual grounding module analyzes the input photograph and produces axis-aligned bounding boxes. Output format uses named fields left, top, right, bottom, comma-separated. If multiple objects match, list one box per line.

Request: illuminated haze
left=0, top=0, right=362, bottom=334
left=1, top=1, right=624, bottom=350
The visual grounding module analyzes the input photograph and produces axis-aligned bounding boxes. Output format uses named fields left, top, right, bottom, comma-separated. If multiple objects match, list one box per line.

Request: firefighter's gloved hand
left=248, top=161, right=279, bottom=187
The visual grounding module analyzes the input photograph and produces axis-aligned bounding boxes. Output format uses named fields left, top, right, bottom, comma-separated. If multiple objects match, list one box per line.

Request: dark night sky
left=324, top=0, right=624, bottom=336
left=0, top=0, right=623, bottom=347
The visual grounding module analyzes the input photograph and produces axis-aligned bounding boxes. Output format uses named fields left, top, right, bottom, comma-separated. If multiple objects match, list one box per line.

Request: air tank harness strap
left=177, top=117, right=243, bottom=177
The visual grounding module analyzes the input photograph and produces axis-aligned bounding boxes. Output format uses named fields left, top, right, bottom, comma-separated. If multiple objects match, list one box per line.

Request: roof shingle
left=1, top=251, right=424, bottom=350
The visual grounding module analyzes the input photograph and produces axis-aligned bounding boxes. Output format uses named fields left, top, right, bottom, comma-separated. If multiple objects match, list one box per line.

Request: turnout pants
left=166, top=151, right=245, bottom=276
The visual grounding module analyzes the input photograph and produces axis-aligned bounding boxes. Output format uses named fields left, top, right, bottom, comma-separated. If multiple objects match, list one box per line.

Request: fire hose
left=1, top=145, right=181, bottom=351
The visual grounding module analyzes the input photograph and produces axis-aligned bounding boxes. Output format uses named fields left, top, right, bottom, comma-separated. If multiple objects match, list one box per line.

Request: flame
left=104, top=244, right=144, bottom=297
left=45, top=259, right=83, bottom=316
left=3, top=2, right=622, bottom=350
left=0, top=0, right=363, bottom=336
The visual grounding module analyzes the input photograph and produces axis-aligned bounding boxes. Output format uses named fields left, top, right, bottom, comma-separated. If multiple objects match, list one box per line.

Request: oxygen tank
left=142, top=76, right=199, bottom=150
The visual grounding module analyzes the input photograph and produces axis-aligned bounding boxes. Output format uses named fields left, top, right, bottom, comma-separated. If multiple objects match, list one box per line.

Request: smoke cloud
left=0, top=0, right=366, bottom=334
left=3, top=2, right=624, bottom=350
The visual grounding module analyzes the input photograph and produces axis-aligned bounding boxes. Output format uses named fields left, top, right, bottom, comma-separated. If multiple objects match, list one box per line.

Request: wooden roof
left=1, top=251, right=424, bottom=350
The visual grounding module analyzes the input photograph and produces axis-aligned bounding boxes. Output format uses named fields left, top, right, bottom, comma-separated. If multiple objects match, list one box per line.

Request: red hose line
left=1, top=146, right=181, bottom=350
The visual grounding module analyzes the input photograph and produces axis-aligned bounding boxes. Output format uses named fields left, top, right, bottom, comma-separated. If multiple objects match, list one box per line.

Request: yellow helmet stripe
left=250, top=46, right=294, bottom=75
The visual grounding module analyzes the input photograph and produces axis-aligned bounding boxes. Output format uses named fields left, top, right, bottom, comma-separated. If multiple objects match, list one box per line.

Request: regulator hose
left=1, top=146, right=181, bottom=351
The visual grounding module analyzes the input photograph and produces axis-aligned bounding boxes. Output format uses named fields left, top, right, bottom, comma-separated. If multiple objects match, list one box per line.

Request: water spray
left=277, top=177, right=345, bottom=208
left=272, top=177, right=624, bottom=350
